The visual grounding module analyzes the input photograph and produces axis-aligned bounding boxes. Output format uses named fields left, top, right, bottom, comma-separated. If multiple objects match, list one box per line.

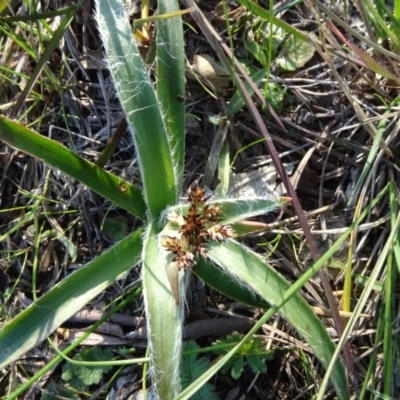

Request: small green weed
left=212, top=332, right=272, bottom=380
left=181, top=341, right=218, bottom=400
left=61, top=347, right=113, bottom=391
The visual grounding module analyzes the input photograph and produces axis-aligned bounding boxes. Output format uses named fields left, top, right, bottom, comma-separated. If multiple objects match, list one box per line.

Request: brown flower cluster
left=161, top=186, right=234, bottom=270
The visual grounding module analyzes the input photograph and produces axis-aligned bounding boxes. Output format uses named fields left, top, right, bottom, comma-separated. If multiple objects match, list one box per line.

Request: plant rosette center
left=161, top=186, right=234, bottom=270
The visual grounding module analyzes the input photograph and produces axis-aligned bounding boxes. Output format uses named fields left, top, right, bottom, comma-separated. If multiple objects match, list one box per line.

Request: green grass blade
left=317, top=210, right=400, bottom=399
left=382, top=183, right=397, bottom=396
left=206, top=239, right=348, bottom=397
left=10, top=4, right=78, bottom=117
left=227, top=68, right=268, bottom=116
left=346, top=109, right=388, bottom=206
left=157, top=0, right=185, bottom=187
left=364, top=0, right=400, bottom=48
left=238, top=0, right=307, bottom=41
left=142, top=223, right=183, bottom=399
left=0, top=229, right=143, bottom=368
left=96, top=0, right=177, bottom=219
left=383, top=249, right=395, bottom=396
left=0, top=115, right=146, bottom=219
left=1, top=6, right=79, bottom=22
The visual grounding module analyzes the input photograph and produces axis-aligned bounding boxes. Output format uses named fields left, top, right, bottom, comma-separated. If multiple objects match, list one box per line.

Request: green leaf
left=157, top=0, right=186, bottom=187
left=56, top=233, right=78, bottom=262
left=227, top=68, right=268, bottom=116
left=0, top=115, right=146, bottom=220
left=220, top=360, right=232, bottom=374
left=0, top=229, right=143, bottom=369
left=61, top=366, right=74, bottom=382
left=61, top=347, right=113, bottom=390
left=263, top=82, right=284, bottom=113
left=245, top=40, right=270, bottom=67
left=191, top=357, right=210, bottom=378
left=181, top=342, right=217, bottom=400
left=163, top=196, right=287, bottom=228
left=276, top=35, right=316, bottom=71
left=244, top=24, right=284, bottom=69
left=206, top=239, right=347, bottom=396
left=142, top=223, right=183, bottom=400
left=216, top=140, right=230, bottom=196
left=246, top=354, right=267, bottom=374
left=238, top=0, right=309, bottom=42
left=195, top=257, right=270, bottom=309
left=219, top=196, right=286, bottom=224
left=96, top=0, right=177, bottom=219
left=212, top=333, right=270, bottom=379
left=231, top=357, right=244, bottom=380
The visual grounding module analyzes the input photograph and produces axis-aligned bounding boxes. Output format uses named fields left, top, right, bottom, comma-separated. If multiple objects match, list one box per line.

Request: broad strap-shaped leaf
left=0, top=229, right=143, bottom=368
left=195, top=257, right=269, bottom=309
left=0, top=115, right=146, bottom=220
left=142, top=223, right=184, bottom=399
left=96, top=0, right=177, bottom=219
left=161, top=196, right=287, bottom=227
left=206, top=239, right=348, bottom=398
left=157, top=0, right=186, bottom=188
left=216, top=197, right=288, bottom=224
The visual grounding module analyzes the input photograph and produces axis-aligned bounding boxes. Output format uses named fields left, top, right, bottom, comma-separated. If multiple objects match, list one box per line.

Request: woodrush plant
left=0, top=1, right=348, bottom=399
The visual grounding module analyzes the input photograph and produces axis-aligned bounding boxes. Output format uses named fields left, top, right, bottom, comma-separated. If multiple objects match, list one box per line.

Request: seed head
left=188, top=186, right=209, bottom=205
left=192, top=243, right=208, bottom=258
left=202, top=204, right=221, bottom=222
left=161, top=236, right=185, bottom=253
left=166, top=211, right=186, bottom=226
left=162, top=186, right=235, bottom=271
left=174, top=251, right=196, bottom=270
left=208, top=224, right=234, bottom=242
